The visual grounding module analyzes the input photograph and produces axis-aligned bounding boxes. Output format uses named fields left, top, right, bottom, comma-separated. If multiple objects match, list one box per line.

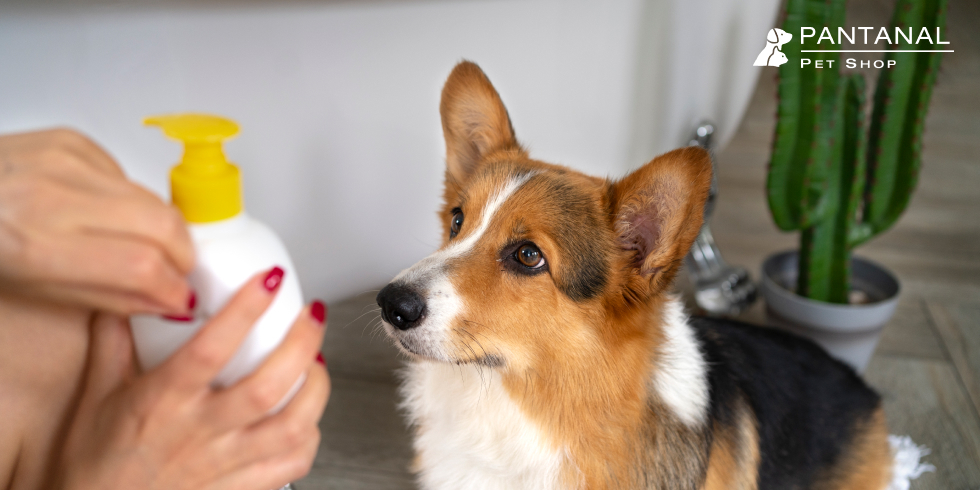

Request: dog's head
left=377, top=61, right=711, bottom=371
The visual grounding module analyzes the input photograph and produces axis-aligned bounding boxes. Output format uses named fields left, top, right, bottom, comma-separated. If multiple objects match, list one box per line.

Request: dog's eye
left=515, top=244, right=545, bottom=268
left=450, top=208, right=464, bottom=239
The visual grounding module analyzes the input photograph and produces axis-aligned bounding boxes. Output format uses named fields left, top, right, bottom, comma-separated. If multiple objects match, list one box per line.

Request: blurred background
left=0, top=0, right=778, bottom=303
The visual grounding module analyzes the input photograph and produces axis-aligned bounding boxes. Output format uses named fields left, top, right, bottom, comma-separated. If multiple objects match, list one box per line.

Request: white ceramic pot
left=760, top=251, right=900, bottom=373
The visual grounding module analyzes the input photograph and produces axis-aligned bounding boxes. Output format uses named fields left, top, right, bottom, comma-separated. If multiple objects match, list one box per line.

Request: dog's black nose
left=377, top=283, right=426, bottom=330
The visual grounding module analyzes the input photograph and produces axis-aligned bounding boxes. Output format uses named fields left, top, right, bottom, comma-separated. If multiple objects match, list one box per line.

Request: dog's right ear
left=608, top=147, right=712, bottom=295
left=440, top=61, right=518, bottom=184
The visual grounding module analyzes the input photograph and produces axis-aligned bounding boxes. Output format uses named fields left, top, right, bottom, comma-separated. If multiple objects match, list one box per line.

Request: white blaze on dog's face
left=377, top=62, right=712, bottom=375
left=380, top=160, right=613, bottom=367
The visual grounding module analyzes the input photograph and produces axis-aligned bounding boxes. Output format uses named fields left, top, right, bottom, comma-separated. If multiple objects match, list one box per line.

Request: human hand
left=0, top=128, right=194, bottom=315
left=54, top=268, right=330, bottom=490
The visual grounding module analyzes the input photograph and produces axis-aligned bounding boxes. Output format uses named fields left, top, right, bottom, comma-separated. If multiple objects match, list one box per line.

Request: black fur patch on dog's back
left=691, top=317, right=882, bottom=490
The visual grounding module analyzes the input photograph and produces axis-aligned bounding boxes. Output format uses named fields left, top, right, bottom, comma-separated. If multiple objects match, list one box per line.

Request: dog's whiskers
left=348, top=307, right=382, bottom=331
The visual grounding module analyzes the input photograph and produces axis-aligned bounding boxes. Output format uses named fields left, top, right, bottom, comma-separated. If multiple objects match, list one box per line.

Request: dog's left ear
left=608, top=147, right=712, bottom=291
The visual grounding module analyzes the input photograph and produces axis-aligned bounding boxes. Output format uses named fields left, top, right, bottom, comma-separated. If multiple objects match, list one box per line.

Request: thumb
left=80, top=312, right=137, bottom=406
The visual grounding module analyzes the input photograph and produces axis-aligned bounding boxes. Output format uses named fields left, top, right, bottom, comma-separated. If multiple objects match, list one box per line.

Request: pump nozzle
left=145, top=113, right=243, bottom=223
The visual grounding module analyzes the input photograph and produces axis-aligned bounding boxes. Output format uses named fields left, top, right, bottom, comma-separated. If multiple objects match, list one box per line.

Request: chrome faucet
left=684, top=122, right=757, bottom=315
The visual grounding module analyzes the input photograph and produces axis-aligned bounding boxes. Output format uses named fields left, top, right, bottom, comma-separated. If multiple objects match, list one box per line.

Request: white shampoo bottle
left=130, top=114, right=304, bottom=393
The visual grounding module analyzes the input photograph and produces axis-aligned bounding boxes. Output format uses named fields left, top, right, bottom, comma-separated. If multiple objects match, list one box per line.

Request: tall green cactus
left=768, top=0, right=946, bottom=303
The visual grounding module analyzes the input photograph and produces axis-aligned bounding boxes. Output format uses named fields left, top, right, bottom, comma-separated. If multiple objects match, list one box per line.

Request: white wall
left=0, top=0, right=779, bottom=303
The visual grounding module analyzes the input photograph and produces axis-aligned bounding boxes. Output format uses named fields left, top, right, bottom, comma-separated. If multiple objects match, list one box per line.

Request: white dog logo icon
left=754, top=28, right=793, bottom=67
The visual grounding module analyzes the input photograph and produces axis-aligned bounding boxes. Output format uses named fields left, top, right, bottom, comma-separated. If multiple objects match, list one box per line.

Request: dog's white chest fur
left=400, top=362, right=569, bottom=490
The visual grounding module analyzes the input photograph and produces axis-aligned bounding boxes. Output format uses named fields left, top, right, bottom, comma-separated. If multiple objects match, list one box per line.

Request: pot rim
left=760, top=250, right=901, bottom=333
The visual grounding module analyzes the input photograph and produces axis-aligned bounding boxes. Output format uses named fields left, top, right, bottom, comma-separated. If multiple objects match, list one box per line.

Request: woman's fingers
left=0, top=129, right=195, bottom=313
left=80, top=313, right=137, bottom=409
left=9, top=127, right=126, bottom=178
left=54, top=270, right=331, bottom=490
left=208, top=431, right=320, bottom=490
left=70, top=186, right=195, bottom=275
left=12, top=230, right=192, bottom=315
left=243, top=364, right=330, bottom=458
left=20, top=283, right=178, bottom=317
left=209, top=363, right=329, bottom=478
left=154, top=267, right=284, bottom=394
left=206, top=302, right=327, bottom=429
left=51, top=128, right=126, bottom=178
left=36, top=163, right=196, bottom=277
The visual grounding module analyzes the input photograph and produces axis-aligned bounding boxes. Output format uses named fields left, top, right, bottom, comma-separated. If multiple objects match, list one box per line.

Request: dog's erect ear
left=609, top=147, right=712, bottom=289
left=440, top=61, right=518, bottom=183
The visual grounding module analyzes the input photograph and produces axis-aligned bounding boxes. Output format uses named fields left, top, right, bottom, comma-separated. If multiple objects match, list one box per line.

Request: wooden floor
left=297, top=0, right=980, bottom=487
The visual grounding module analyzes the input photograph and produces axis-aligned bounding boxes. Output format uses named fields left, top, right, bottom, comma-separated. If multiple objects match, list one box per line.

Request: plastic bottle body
left=130, top=213, right=303, bottom=388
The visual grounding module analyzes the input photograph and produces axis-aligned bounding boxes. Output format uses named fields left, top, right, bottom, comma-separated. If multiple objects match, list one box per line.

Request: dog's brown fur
left=439, top=63, right=719, bottom=487
left=386, top=60, right=892, bottom=490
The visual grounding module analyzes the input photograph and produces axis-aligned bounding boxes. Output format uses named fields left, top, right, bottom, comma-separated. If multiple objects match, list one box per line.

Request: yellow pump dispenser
left=145, top=113, right=243, bottom=223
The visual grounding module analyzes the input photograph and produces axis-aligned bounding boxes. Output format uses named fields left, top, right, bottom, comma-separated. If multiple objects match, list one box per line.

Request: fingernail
left=310, top=300, right=327, bottom=324
left=316, top=352, right=326, bottom=366
left=263, top=266, right=285, bottom=292
left=163, top=290, right=196, bottom=321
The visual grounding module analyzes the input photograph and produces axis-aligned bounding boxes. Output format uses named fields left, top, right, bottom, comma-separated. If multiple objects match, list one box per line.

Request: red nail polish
left=263, top=266, right=285, bottom=292
left=316, top=352, right=325, bottom=365
left=310, top=300, right=326, bottom=324
left=163, top=290, right=197, bottom=321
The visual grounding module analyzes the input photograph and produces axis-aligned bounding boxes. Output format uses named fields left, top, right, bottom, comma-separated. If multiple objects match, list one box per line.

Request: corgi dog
left=376, top=61, right=892, bottom=490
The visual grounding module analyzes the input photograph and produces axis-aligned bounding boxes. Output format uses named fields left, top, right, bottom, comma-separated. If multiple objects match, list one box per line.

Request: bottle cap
left=144, top=113, right=243, bottom=223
